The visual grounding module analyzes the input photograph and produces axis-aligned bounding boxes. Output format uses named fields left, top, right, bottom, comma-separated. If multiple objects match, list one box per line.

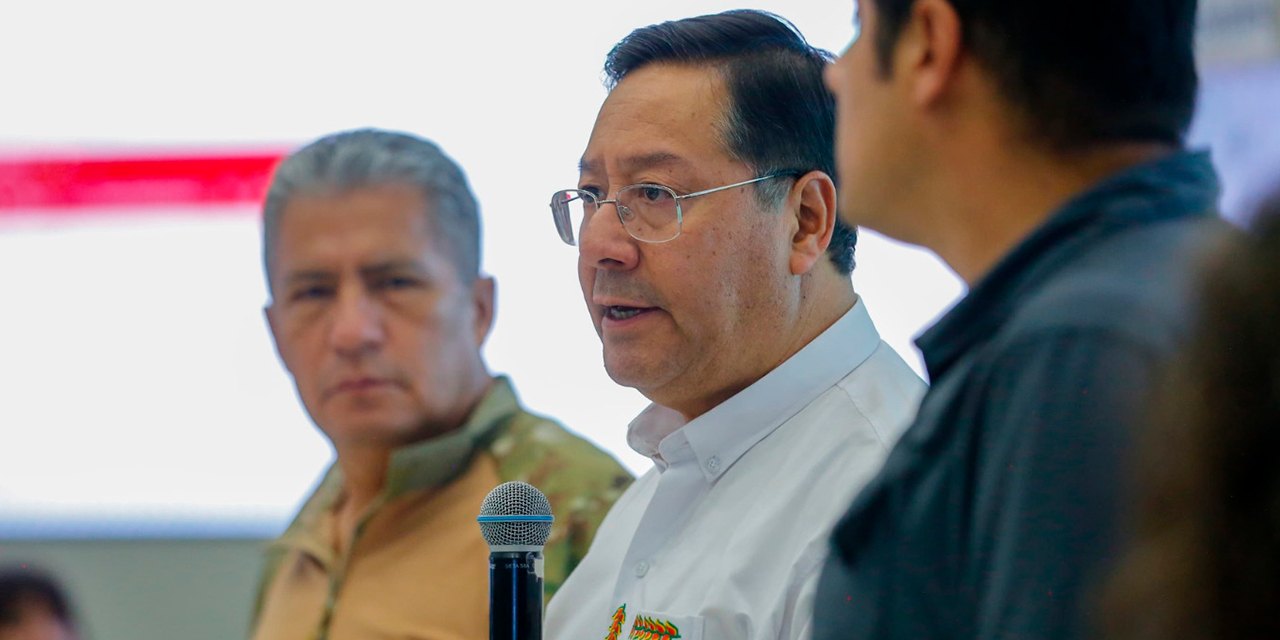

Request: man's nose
left=330, top=287, right=384, bottom=357
left=578, top=199, right=640, bottom=271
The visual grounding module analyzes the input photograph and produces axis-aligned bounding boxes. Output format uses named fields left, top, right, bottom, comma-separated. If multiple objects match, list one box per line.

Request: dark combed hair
left=0, top=567, right=76, bottom=626
left=1101, top=190, right=1280, bottom=640
left=871, top=0, right=1199, bottom=151
left=604, top=9, right=857, bottom=274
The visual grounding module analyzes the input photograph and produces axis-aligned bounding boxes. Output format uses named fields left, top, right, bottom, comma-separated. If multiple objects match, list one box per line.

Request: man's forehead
left=283, top=184, right=431, bottom=219
left=272, top=205, right=442, bottom=271
left=577, top=151, right=691, bottom=176
left=275, top=186, right=441, bottom=243
left=578, top=64, right=731, bottom=173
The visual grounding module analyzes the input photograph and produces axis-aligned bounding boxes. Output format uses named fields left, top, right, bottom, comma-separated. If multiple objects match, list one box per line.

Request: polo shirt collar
left=627, top=299, right=882, bottom=482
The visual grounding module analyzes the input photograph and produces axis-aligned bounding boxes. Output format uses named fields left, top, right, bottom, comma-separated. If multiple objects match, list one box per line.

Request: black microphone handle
left=489, top=550, right=544, bottom=640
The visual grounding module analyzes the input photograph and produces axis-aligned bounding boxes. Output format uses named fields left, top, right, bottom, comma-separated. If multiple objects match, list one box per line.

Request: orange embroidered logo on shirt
left=604, top=604, right=626, bottom=640
left=628, top=615, right=681, bottom=640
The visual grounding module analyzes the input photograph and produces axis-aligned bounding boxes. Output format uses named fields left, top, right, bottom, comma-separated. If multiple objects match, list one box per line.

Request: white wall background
left=0, top=0, right=964, bottom=537
left=3, top=0, right=1274, bottom=538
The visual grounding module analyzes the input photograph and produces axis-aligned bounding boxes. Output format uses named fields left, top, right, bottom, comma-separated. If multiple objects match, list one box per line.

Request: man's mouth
left=329, top=377, right=392, bottom=397
left=604, top=305, right=651, bottom=321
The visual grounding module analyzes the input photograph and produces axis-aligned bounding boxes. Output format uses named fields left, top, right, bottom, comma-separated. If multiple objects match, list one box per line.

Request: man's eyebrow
left=282, top=261, right=424, bottom=284
left=283, top=270, right=332, bottom=285
left=578, top=152, right=688, bottom=176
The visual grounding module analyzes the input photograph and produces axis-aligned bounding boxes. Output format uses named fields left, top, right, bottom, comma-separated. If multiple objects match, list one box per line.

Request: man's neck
left=325, top=375, right=495, bottom=551
left=666, top=276, right=856, bottom=422
left=932, top=141, right=1175, bottom=285
left=329, top=443, right=390, bottom=554
left=335, top=444, right=392, bottom=512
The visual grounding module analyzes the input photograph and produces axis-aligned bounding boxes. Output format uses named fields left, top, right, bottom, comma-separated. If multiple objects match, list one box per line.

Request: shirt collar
left=381, top=375, right=522, bottom=497
left=272, top=376, right=522, bottom=554
left=627, top=299, right=882, bottom=481
left=917, top=149, right=1220, bottom=378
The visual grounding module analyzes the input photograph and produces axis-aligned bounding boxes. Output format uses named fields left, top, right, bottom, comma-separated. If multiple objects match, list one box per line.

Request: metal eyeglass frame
left=550, top=172, right=795, bottom=245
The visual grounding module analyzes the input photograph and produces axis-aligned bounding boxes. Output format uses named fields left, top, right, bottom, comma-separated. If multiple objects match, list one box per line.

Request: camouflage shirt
left=250, top=376, right=633, bottom=640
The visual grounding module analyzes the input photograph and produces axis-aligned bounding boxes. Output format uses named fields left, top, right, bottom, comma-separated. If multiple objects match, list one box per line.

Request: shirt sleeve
left=971, top=330, right=1159, bottom=640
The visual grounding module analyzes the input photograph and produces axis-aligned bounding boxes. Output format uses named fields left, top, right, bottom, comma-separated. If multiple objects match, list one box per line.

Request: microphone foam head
left=478, top=481, right=554, bottom=547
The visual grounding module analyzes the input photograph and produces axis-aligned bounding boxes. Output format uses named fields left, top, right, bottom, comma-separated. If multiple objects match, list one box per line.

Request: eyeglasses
left=549, top=173, right=793, bottom=246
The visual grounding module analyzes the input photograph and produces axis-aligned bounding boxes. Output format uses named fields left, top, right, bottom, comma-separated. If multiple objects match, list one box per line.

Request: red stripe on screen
left=0, top=152, right=286, bottom=213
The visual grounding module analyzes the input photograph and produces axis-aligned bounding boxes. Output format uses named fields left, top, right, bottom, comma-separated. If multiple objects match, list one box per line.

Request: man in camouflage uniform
left=249, top=128, right=632, bottom=640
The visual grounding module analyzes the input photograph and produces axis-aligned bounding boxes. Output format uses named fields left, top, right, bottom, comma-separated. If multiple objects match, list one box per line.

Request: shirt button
left=634, top=560, right=650, bottom=577
left=706, top=456, right=721, bottom=473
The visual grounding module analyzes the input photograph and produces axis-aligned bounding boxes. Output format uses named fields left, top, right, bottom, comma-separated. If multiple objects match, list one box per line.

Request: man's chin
left=602, top=352, right=674, bottom=395
left=319, top=415, right=419, bottom=447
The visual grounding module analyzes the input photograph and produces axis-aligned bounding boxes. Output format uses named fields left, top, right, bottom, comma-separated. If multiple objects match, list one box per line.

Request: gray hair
left=262, top=128, right=482, bottom=290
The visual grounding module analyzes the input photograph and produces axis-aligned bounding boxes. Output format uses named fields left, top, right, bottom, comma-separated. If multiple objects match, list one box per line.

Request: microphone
left=478, top=481, right=554, bottom=640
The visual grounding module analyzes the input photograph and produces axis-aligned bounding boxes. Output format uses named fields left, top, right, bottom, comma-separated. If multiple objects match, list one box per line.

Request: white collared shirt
left=545, top=301, right=926, bottom=640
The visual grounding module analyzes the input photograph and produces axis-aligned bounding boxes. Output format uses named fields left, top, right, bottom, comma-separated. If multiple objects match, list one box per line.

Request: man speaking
left=544, top=11, right=925, bottom=640
left=249, top=129, right=631, bottom=640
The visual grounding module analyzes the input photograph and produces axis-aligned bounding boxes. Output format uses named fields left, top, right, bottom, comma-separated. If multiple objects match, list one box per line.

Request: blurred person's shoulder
left=480, top=387, right=634, bottom=596
left=484, top=401, right=634, bottom=509
left=1008, top=212, right=1234, bottom=355
left=985, top=151, right=1231, bottom=354
left=478, top=376, right=633, bottom=531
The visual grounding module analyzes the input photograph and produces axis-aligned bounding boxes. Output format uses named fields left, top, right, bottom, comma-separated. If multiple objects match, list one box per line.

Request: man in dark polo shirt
left=815, top=1, right=1229, bottom=639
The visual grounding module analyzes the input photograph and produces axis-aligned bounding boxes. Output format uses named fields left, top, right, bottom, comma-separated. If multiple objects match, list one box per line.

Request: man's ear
left=472, top=275, right=496, bottom=347
left=901, top=0, right=965, bottom=109
left=789, top=171, right=839, bottom=276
